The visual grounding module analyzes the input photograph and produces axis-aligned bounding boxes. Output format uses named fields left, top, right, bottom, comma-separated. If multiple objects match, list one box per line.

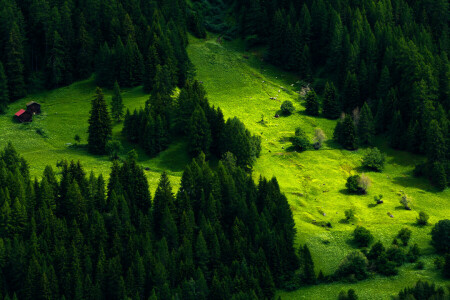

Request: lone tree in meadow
left=88, top=87, right=112, bottom=154
left=280, top=100, right=295, bottom=115
left=111, top=81, right=124, bottom=122
left=290, top=127, right=310, bottom=151
left=362, top=148, right=385, bottom=172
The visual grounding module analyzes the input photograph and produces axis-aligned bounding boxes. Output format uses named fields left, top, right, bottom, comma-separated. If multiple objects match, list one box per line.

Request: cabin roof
left=15, top=109, right=26, bottom=117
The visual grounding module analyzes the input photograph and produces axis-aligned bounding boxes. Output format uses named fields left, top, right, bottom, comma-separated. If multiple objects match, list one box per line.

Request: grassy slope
left=187, top=36, right=450, bottom=299
left=0, top=34, right=447, bottom=299
left=0, top=79, right=188, bottom=188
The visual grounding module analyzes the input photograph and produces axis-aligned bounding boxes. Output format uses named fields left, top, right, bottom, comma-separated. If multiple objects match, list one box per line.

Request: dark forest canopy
left=0, top=143, right=298, bottom=299
left=0, top=0, right=191, bottom=106
left=218, top=0, right=449, bottom=189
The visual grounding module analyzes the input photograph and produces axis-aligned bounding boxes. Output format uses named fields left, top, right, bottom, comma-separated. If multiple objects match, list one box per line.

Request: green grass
left=187, top=35, right=450, bottom=299
left=0, top=34, right=448, bottom=300
left=0, top=79, right=187, bottom=189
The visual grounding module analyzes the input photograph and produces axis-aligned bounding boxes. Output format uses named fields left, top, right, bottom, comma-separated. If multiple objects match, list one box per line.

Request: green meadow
left=187, top=36, right=450, bottom=299
left=0, top=35, right=448, bottom=299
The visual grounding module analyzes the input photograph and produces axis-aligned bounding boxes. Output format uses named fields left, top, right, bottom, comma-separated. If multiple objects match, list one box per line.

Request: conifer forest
left=0, top=0, right=449, bottom=299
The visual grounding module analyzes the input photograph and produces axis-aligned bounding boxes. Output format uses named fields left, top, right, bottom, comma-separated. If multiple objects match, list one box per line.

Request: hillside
left=187, top=36, right=450, bottom=299
left=0, top=34, right=447, bottom=299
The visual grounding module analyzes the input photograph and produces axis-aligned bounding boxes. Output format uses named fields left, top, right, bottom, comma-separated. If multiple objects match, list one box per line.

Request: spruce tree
left=341, top=114, right=357, bottom=150
left=358, top=103, right=375, bottom=146
left=111, top=81, right=124, bottom=122
left=305, top=90, right=319, bottom=116
left=0, top=62, right=9, bottom=114
left=143, top=45, right=160, bottom=93
left=322, top=82, right=340, bottom=119
left=47, top=31, right=68, bottom=88
left=343, top=72, right=360, bottom=112
left=426, top=120, right=446, bottom=163
left=389, top=111, right=405, bottom=150
left=88, top=87, right=112, bottom=155
left=188, top=106, right=211, bottom=157
left=6, top=23, right=26, bottom=100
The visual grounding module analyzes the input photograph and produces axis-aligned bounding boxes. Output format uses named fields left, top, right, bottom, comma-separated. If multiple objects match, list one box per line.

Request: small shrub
left=407, top=244, right=420, bottom=262
left=358, top=174, right=371, bottom=194
left=335, top=251, right=369, bottom=281
left=346, top=174, right=371, bottom=194
left=386, top=246, right=406, bottom=266
left=353, top=226, right=373, bottom=248
left=289, top=127, right=309, bottom=151
left=397, top=227, right=412, bottom=246
left=416, top=211, right=429, bottom=226
left=373, top=194, right=383, bottom=204
left=344, top=209, right=355, bottom=222
left=74, top=134, right=81, bottom=144
left=431, top=219, right=450, bottom=254
left=346, top=175, right=361, bottom=193
left=362, top=148, right=385, bottom=171
left=106, top=140, right=123, bottom=160
left=281, top=100, right=295, bottom=115
left=313, top=128, right=326, bottom=149
left=338, top=289, right=358, bottom=300
left=400, top=194, right=411, bottom=210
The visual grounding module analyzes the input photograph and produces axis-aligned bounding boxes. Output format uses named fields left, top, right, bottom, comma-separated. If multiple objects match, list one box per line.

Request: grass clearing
left=0, top=34, right=447, bottom=299
left=187, top=35, right=450, bottom=299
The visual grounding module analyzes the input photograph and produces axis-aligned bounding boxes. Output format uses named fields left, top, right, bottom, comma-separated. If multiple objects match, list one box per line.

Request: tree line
left=0, top=143, right=298, bottom=299
left=122, top=80, right=261, bottom=169
left=0, top=0, right=191, bottom=113
left=230, top=0, right=449, bottom=189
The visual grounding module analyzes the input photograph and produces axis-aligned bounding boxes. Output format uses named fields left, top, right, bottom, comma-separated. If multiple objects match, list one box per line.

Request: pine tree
left=389, top=111, right=405, bottom=150
left=188, top=106, right=211, bottom=157
left=358, top=103, right=375, bottom=146
left=88, top=87, right=112, bottom=154
left=75, top=14, right=93, bottom=79
left=377, top=66, right=391, bottom=100
left=298, top=244, right=316, bottom=284
left=0, top=62, right=9, bottom=114
left=111, top=81, right=124, bottom=122
left=322, top=82, right=340, bottom=119
left=426, top=120, right=446, bottom=163
left=47, top=31, right=69, bottom=88
left=305, top=90, right=319, bottom=116
left=343, top=72, right=360, bottom=112
left=143, top=45, right=160, bottom=93
left=6, top=23, right=26, bottom=100
left=341, top=114, right=357, bottom=150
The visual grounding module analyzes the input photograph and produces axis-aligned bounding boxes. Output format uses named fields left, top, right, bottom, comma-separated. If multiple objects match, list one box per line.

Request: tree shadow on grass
left=367, top=203, right=377, bottom=208
left=339, top=188, right=351, bottom=195
left=391, top=174, right=438, bottom=193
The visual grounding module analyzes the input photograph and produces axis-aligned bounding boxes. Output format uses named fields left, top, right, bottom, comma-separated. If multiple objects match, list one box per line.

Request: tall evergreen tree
left=343, top=72, right=360, bottom=112
left=322, top=82, right=340, bottom=119
left=5, top=23, right=26, bottom=100
left=111, top=81, right=124, bottom=122
left=88, top=87, right=112, bottom=154
left=0, top=62, right=9, bottom=113
left=358, top=103, right=375, bottom=146
left=188, top=106, right=211, bottom=157
left=305, top=90, right=319, bottom=116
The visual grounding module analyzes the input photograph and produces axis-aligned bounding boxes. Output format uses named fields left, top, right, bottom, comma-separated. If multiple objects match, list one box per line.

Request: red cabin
left=15, top=109, right=32, bottom=123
